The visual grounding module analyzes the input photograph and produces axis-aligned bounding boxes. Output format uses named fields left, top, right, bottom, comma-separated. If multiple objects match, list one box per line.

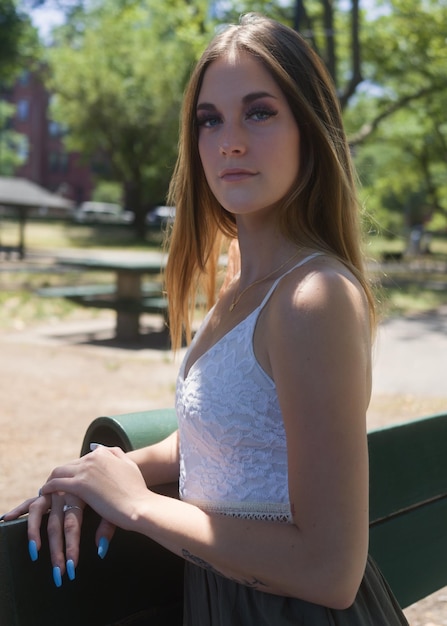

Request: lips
left=219, top=168, right=257, bottom=182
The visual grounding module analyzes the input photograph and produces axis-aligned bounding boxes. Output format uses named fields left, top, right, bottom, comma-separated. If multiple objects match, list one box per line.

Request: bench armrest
left=80, top=408, right=178, bottom=455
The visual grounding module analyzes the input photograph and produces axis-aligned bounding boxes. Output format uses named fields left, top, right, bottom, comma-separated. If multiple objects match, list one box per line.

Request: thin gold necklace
left=229, top=248, right=301, bottom=312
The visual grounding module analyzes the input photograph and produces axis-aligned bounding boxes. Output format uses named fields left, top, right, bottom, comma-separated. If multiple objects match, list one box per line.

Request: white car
left=72, top=202, right=132, bottom=224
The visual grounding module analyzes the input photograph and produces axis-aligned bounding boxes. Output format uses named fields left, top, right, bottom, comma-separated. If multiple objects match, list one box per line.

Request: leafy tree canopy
left=0, top=0, right=40, bottom=82
left=0, top=1, right=39, bottom=176
left=45, top=0, right=212, bottom=235
left=347, top=0, right=447, bottom=234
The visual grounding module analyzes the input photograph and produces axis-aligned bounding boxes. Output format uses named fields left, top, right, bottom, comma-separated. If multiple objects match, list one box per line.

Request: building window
left=59, top=152, right=69, bottom=173
left=18, top=71, right=30, bottom=85
left=49, top=151, right=59, bottom=171
left=16, top=136, right=29, bottom=160
left=49, top=151, right=69, bottom=173
left=48, top=120, right=62, bottom=137
left=16, top=100, right=29, bottom=121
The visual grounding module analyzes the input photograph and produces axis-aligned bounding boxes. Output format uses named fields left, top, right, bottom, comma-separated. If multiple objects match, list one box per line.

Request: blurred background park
left=0, top=0, right=447, bottom=325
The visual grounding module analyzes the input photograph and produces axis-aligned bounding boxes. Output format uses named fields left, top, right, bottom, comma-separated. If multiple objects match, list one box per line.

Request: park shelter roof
left=0, top=177, right=74, bottom=258
left=0, top=177, right=73, bottom=210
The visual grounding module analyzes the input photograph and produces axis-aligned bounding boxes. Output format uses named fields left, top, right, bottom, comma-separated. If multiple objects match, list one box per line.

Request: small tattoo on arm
left=182, top=549, right=221, bottom=575
left=236, top=576, right=268, bottom=589
left=181, top=549, right=268, bottom=590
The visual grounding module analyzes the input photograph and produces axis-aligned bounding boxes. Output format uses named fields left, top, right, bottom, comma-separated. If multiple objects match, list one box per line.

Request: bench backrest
left=81, top=409, right=447, bottom=609
left=1, top=409, right=447, bottom=624
left=368, top=412, right=447, bottom=608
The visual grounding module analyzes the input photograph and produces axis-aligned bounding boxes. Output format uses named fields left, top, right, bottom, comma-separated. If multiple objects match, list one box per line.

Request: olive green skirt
left=183, top=555, right=409, bottom=625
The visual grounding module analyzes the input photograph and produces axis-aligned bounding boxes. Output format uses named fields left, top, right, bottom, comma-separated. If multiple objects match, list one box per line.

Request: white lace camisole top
left=176, top=253, right=322, bottom=523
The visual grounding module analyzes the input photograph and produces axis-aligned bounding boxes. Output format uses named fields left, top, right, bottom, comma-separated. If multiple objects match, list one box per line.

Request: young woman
left=3, top=14, right=408, bottom=624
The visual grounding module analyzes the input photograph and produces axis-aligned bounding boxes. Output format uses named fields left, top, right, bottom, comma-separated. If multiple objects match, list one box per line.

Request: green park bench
left=1, top=409, right=447, bottom=625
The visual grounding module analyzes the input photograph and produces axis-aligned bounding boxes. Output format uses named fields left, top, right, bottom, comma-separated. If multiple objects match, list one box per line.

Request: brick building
left=3, top=69, right=94, bottom=206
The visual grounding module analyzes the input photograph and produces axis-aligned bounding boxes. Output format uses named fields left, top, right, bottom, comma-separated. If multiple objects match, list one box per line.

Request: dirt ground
left=1, top=311, right=447, bottom=625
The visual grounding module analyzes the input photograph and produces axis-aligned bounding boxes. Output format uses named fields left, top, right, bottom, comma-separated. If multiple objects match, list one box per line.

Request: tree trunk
left=321, top=0, right=336, bottom=82
left=124, top=181, right=146, bottom=240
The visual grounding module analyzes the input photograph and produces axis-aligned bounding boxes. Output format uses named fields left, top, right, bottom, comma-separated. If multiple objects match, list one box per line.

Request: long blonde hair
left=165, top=13, right=376, bottom=350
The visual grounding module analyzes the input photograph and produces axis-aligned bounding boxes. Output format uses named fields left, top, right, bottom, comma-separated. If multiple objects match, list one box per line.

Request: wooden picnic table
left=57, top=255, right=167, bottom=341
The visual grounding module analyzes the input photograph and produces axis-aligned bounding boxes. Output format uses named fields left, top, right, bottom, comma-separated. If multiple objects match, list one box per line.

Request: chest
left=183, top=298, right=273, bottom=380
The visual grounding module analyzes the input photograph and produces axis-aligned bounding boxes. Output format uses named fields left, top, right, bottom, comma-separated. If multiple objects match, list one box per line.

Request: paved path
left=372, top=306, right=447, bottom=397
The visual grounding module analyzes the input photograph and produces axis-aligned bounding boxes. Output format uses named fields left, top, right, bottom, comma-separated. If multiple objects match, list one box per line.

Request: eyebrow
left=196, top=91, right=278, bottom=111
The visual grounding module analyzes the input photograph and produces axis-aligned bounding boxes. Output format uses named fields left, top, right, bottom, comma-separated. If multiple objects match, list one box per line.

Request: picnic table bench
left=37, top=255, right=168, bottom=341
left=1, top=409, right=447, bottom=625
left=37, top=283, right=168, bottom=318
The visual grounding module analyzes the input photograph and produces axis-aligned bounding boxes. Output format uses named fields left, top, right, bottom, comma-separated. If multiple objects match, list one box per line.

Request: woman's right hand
left=1, top=490, right=116, bottom=587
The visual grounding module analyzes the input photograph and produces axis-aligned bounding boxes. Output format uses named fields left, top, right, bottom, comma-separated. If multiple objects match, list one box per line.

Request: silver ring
left=38, top=488, right=43, bottom=497
left=63, top=505, right=82, bottom=514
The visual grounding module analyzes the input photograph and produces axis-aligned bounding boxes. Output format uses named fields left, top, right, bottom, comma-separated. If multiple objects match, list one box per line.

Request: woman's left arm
left=266, top=263, right=372, bottom=605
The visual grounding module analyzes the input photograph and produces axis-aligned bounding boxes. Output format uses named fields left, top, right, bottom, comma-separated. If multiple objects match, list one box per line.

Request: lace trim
left=182, top=497, right=293, bottom=523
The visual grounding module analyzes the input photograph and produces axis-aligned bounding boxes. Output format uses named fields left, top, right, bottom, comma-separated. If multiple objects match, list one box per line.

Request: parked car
left=146, top=205, right=176, bottom=229
left=72, top=201, right=132, bottom=224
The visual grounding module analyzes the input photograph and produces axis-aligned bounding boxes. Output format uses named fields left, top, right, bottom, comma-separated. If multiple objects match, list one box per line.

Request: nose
left=219, top=142, right=245, bottom=156
left=219, top=123, right=246, bottom=156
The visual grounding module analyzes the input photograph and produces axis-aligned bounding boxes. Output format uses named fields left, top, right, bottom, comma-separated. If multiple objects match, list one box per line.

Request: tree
left=46, top=0, right=212, bottom=237
left=217, top=0, right=363, bottom=108
left=0, top=1, right=40, bottom=175
left=0, top=1, right=35, bottom=81
left=350, top=0, right=447, bottom=143
left=346, top=0, right=447, bottom=234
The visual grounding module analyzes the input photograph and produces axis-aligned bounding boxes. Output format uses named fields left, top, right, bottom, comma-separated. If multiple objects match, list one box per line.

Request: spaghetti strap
left=259, top=251, right=324, bottom=310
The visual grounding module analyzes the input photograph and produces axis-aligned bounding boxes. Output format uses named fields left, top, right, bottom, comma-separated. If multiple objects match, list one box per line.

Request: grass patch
left=378, top=283, right=447, bottom=318
left=0, top=290, right=80, bottom=330
left=366, top=232, right=447, bottom=261
left=0, top=267, right=114, bottom=331
left=368, top=232, right=447, bottom=317
left=0, top=218, right=164, bottom=251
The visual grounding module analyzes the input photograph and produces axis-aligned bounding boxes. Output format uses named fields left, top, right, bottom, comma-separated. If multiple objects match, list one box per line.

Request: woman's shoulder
left=268, top=252, right=369, bottom=330
left=254, top=251, right=372, bottom=393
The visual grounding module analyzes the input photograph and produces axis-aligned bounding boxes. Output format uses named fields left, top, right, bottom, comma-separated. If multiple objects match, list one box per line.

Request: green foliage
left=0, top=0, right=27, bottom=81
left=0, top=101, right=28, bottom=175
left=0, top=289, right=79, bottom=330
left=0, top=2, right=40, bottom=175
left=45, top=0, right=213, bottom=235
left=0, top=0, right=40, bottom=82
left=213, top=0, right=295, bottom=24
left=348, top=0, right=447, bottom=236
left=91, top=181, right=123, bottom=204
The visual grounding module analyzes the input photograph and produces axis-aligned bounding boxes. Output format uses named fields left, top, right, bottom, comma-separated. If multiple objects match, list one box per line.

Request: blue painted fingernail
left=28, top=540, right=38, bottom=562
left=53, top=566, right=62, bottom=587
left=97, top=536, right=109, bottom=559
left=66, top=559, right=76, bottom=581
